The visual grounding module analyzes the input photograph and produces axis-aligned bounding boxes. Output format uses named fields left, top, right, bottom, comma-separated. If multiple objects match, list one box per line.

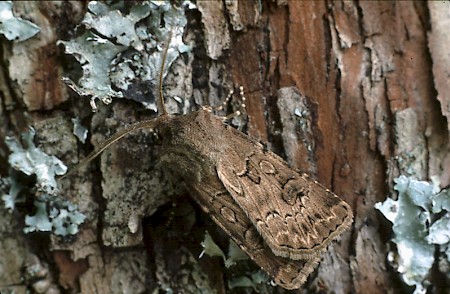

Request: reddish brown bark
left=1, top=1, right=449, bottom=293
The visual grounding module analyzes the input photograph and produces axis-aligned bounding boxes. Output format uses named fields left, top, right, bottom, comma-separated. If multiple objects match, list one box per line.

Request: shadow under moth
left=62, top=36, right=353, bottom=290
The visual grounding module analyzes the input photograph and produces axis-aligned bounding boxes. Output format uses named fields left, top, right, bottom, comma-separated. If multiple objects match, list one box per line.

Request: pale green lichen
left=224, top=239, right=249, bottom=268
left=2, top=128, right=86, bottom=236
left=59, top=30, right=126, bottom=107
left=59, top=0, right=193, bottom=111
left=47, top=201, right=86, bottom=236
left=5, top=127, right=66, bottom=194
left=0, top=1, right=40, bottom=42
left=199, top=231, right=270, bottom=291
left=199, top=231, right=226, bottom=261
left=71, top=117, right=88, bottom=144
left=199, top=231, right=249, bottom=268
left=1, top=170, right=25, bottom=211
left=24, top=201, right=52, bottom=232
left=228, top=271, right=270, bottom=292
left=375, top=175, right=450, bottom=293
left=427, top=216, right=450, bottom=245
left=83, top=1, right=151, bottom=51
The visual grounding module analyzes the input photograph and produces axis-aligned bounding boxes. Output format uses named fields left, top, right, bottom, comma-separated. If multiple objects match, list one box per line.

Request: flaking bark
left=1, top=1, right=449, bottom=293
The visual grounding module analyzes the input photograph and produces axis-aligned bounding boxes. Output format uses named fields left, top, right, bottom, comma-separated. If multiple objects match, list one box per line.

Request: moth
left=62, top=35, right=353, bottom=290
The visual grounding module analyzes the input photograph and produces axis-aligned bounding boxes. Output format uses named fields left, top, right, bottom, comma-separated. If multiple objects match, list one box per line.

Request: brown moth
left=62, top=35, right=353, bottom=290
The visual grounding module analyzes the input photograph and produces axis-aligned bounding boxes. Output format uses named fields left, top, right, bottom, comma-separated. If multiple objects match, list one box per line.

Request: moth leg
left=237, top=85, right=247, bottom=116
left=206, top=88, right=232, bottom=114
left=213, top=85, right=247, bottom=131
left=227, top=85, right=247, bottom=132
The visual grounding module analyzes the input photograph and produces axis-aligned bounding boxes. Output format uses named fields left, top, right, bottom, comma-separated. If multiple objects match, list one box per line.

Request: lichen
left=59, top=0, right=194, bottom=111
left=228, top=271, right=270, bottom=292
left=71, top=117, right=88, bottom=144
left=0, top=1, right=40, bottom=42
left=1, top=170, right=25, bottom=211
left=2, top=128, right=86, bottom=236
left=375, top=175, right=450, bottom=293
left=224, top=239, right=249, bottom=268
left=5, top=127, right=66, bottom=195
left=199, top=231, right=270, bottom=291
left=199, top=231, right=226, bottom=261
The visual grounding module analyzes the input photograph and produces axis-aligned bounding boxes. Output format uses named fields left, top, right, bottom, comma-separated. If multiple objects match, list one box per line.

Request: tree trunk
left=1, top=1, right=449, bottom=293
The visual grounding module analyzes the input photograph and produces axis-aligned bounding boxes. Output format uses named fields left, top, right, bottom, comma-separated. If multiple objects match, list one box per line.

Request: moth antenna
left=157, top=28, right=173, bottom=116
left=60, top=119, right=157, bottom=180
left=61, top=29, right=176, bottom=180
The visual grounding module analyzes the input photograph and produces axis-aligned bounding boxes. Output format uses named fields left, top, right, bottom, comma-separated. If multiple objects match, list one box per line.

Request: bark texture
left=1, top=1, right=449, bottom=293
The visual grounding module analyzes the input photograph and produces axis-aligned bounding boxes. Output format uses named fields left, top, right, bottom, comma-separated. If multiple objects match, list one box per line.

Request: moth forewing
left=154, top=109, right=353, bottom=288
left=154, top=114, right=321, bottom=289
left=174, top=109, right=354, bottom=260
left=218, top=145, right=354, bottom=260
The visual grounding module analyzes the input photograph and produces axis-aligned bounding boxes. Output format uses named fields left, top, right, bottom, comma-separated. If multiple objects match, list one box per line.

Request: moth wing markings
left=191, top=178, right=320, bottom=289
left=254, top=151, right=353, bottom=259
left=217, top=154, right=309, bottom=258
left=273, top=256, right=320, bottom=290
left=217, top=147, right=353, bottom=260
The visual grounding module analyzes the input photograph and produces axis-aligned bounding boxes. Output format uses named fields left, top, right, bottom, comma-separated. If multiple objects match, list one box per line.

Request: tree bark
left=1, top=1, right=449, bottom=293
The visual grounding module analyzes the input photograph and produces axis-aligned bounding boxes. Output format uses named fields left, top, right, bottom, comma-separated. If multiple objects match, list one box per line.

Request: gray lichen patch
left=376, top=175, right=450, bottom=293
left=199, top=231, right=271, bottom=291
left=0, top=1, right=40, bottom=42
left=59, top=0, right=193, bottom=111
left=228, top=271, right=271, bottom=292
left=199, top=231, right=249, bottom=269
left=5, top=127, right=66, bottom=195
left=82, top=1, right=151, bottom=51
left=1, top=170, right=25, bottom=211
left=2, top=127, right=87, bottom=236
left=59, top=30, right=126, bottom=108
left=71, top=117, right=88, bottom=144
